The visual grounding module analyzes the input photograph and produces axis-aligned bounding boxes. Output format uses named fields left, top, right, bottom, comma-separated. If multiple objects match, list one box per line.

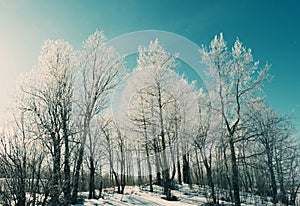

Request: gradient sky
left=0, top=0, right=300, bottom=134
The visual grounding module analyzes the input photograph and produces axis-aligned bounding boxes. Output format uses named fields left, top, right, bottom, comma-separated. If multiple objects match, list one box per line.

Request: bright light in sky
left=0, top=0, right=300, bottom=134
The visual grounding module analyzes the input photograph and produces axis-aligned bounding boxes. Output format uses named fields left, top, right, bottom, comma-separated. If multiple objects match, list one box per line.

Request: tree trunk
left=275, top=151, right=287, bottom=204
left=154, top=139, right=162, bottom=186
left=63, top=127, right=71, bottom=205
left=121, top=161, right=126, bottom=194
left=177, top=146, right=182, bottom=185
left=146, top=142, right=153, bottom=192
left=136, top=147, right=142, bottom=187
left=88, top=157, right=96, bottom=199
left=141, top=116, right=153, bottom=192
left=50, top=132, right=61, bottom=205
left=267, top=151, right=277, bottom=204
left=194, top=148, right=202, bottom=186
left=17, top=154, right=27, bottom=206
left=222, top=144, right=233, bottom=200
left=71, top=116, right=90, bottom=204
left=42, top=191, right=49, bottom=206
left=16, top=175, right=26, bottom=206
left=119, top=132, right=126, bottom=195
left=183, top=153, right=191, bottom=185
left=289, top=183, right=300, bottom=205
left=229, top=138, right=241, bottom=206
left=204, top=158, right=216, bottom=204
left=113, top=170, right=121, bottom=193
left=169, top=140, right=176, bottom=181
left=157, top=85, right=171, bottom=199
left=71, top=139, right=85, bottom=204
left=98, top=180, right=103, bottom=199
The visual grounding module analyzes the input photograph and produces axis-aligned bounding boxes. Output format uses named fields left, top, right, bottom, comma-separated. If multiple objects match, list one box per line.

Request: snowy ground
left=75, top=184, right=278, bottom=206
left=77, top=185, right=207, bottom=206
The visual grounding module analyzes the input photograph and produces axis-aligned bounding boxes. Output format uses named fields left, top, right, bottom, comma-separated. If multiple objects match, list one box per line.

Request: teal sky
left=0, top=0, right=300, bottom=135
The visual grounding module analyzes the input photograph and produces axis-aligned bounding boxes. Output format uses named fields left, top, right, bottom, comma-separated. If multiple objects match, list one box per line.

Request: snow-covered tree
left=72, top=30, right=126, bottom=203
left=245, top=102, right=298, bottom=204
left=194, top=88, right=219, bottom=204
left=17, top=39, right=76, bottom=204
left=117, top=38, right=199, bottom=200
left=201, top=33, right=270, bottom=206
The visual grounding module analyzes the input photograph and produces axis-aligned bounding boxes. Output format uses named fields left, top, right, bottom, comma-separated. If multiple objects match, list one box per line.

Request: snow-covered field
left=75, top=184, right=279, bottom=206
left=77, top=185, right=207, bottom=206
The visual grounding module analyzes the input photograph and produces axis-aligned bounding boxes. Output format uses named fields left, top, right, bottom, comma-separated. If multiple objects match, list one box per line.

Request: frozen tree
left=284, top=138, right=300, bottom=205
left=194, top=88, right=218, bottom=204
left=201, top=33, right=270, bottom=206
left=72, top=30, right=126, bottom=203
left=0, top=111, right=46, bottom=206
left=99, top=115, right=127, bottom=194
left=85, top=116, right=106, bottom=199
left=0, top=118, right=34, bottom=205
left=245, top=102, right=299, bottom=204
left=126, top=88, right=155, bottom=191
left=245, top=103, right=281, bottom=203
left=17, top=39, right=76, bottom=205
left=116, top=38, right=201, bottom=200
left=117, top=38, right=179, bottom=199
left=138, top=39, right=177, bottom=199
left=167, top=78, right=197, bottom=184
left=274, top=134, right=299, bottom=204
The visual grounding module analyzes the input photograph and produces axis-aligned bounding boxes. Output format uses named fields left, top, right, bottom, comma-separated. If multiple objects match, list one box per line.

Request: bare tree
left=72, top=30, right=125, bottom=203
left=100, top=116, right=127, bottom=194
left=132, top=39, right=179, bottom=200
left=201, top=33, right=270, bottom=206
left=17, top=39, right=76, bottom=205
left=127, top=91, right=154, bottom=192
left=0, top=109, right=46, bottom=206
left=85, top=117, right=103, bottom=199
left=0, top=126, right=27, bottom=206
left=245, top=102, right=298, bottom=204
left=194, top=89, right=218, bottom=204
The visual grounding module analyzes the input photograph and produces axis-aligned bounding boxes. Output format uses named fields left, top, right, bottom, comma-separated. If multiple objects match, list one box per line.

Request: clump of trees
left=0, top=31, right=299, bottom=206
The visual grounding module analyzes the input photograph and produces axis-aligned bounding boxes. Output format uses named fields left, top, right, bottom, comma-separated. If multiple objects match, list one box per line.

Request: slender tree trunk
left=113, top=170, right=121, bottom=193
left=177, top=145, right=182, bottom=185
left=88, top=157, right=96, bottom=199
left=33, top=157, right=43, bottom=205
left=71, top=136, right=86, bottom=203
left=121, top=172, right=126, bottom=194
left=266, top=144, right=277, bottom=204
left=167, top=131, right=176, bottom=182
left=194, top=148, right=202, bottom=186
left=290, top=184, right=300, bottom=205
left=183, top=153, right=191, bottom=185
left=42, top=191, right=49, bottom=206
left=136, top=146, right=142, bottom=187
left=229, top=138, right=241, bottom=206
left=50, top=132, right=61, bottom=205
left=275, top=152, right=287, bottom=204
left=17, top=165, right=26, bottom=206
left=244, top=163, right=253, bottom=193
left=203, top=158, right=216, bottom=204
left=158, top=85, right=171, bottom=199
left=72, top=115, right=90, bottom=204
left=154, top=139, right=162, bottom=186
left=145, top=142, right=153, bottom=192
left=119, top=132, right=126, bottom=194
left=169, top=140, right=176, bottom=181
left=98, top=180, right=103, bottom=199
left=222, top=144, right=233, bottom=200
left=63, top=126, right=71, bottom=205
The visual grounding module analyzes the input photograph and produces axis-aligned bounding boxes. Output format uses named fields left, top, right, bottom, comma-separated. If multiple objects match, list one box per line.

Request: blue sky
left=0, top=0, right=300, bottom=134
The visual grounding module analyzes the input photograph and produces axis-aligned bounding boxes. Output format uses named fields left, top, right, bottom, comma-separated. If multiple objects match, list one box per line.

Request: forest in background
left=0, top=31, right=299, bottom=206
